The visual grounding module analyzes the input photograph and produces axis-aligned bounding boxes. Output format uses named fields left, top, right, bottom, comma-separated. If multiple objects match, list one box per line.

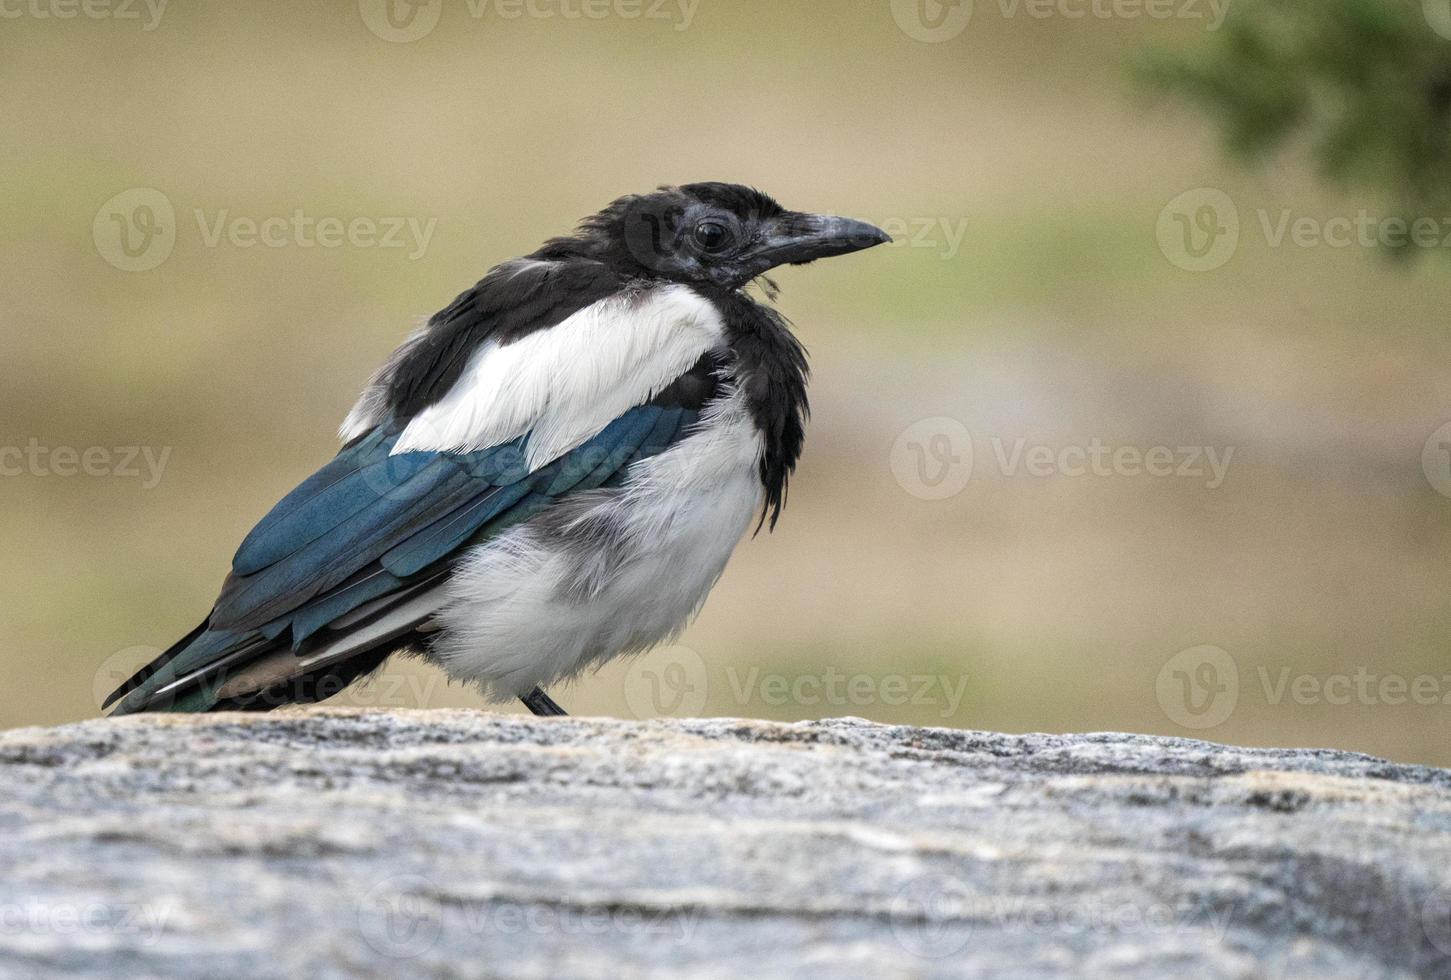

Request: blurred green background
left=6, top=0, right=1451, bottom=765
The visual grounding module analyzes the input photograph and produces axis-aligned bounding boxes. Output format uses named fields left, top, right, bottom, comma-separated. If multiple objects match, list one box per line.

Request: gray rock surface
left=2, top=709, right=1451, bottom=979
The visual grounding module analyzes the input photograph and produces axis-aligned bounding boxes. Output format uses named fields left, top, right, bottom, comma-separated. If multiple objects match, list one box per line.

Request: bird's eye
left=692, top=220, right=733, bottom=253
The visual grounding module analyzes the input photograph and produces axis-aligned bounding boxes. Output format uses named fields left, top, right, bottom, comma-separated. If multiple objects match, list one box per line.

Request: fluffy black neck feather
left=697, top=286, right=809, bottom=532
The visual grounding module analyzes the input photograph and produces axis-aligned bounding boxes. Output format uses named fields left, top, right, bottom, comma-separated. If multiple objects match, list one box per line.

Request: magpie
left=104, top=183, right=889, bottom=717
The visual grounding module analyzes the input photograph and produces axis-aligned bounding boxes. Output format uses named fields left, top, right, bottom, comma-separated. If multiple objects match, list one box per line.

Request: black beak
left=743, top=213, right=892, bottom=274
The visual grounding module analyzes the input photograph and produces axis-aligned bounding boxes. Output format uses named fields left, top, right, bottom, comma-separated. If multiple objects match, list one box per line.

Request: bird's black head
left=538, top=182, right=891, bottom=290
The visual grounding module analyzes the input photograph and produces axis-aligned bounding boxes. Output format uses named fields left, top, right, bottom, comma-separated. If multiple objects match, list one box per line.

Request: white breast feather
left=427, top=388, right=765, bottom=701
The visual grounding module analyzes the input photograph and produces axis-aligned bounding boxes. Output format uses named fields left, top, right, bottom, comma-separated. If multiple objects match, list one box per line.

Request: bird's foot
left=520, top=686, right=568, bottom=717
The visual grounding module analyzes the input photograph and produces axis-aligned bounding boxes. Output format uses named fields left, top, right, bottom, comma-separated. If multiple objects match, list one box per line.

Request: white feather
left=384, top=283, right=725, bottom=468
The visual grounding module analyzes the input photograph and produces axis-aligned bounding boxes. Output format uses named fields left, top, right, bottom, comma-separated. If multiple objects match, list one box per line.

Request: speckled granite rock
left=1, top=709, right=1450, bottom=978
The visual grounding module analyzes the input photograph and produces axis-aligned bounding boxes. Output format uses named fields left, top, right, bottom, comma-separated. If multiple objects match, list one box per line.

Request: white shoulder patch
left=388, top=284, right=725, bottom=469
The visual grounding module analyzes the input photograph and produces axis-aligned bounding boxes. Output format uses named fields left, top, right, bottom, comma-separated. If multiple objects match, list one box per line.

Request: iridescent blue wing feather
left=105, top=401, right=702, bottom=714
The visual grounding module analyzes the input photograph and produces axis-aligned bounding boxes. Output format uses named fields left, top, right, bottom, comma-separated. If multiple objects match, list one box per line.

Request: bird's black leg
left=520, top=686, right=568, bottom=717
